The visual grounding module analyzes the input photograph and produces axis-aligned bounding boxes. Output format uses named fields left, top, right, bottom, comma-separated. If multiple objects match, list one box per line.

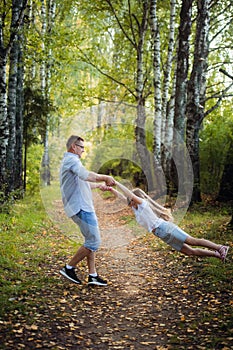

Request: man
left=59, top=135, right=115, bottom=286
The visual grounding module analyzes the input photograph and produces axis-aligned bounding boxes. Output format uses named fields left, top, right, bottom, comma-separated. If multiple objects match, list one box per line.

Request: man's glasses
left=75, top=144, right=84, bottom=149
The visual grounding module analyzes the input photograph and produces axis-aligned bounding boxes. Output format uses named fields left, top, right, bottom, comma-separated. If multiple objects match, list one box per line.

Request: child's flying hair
left=113, top=181, right=173, bottom=222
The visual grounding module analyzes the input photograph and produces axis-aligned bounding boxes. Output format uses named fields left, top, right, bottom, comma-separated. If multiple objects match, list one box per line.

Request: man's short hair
left=66, top=135, right=84, bottom=150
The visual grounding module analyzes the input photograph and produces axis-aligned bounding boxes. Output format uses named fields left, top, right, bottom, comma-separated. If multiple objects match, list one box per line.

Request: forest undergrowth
left=0, top=194, right=232, bottom=349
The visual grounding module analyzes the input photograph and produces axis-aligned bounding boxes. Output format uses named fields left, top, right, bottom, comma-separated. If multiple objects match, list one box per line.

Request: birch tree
left=40, top=0, right=50, bottom=186
left=0, top=0, right=28, bottom=200
left=6, top=34, right=20, bottom=194
left=186, top=0, right=210, bottom=203
left=150, top=0, right=161, bottom=161
left=134, top=0, right=157, bottom=190
left=14, top=40, right=24, bottom=192
left=162, top=0, right=176, bottom=173
left=171, top=0, right=193, bottom=194
left=6, top=0, right=26, bottom=195
left=174, top=0, right=193, bottom=139
left=40, top=0, right=56, bottom=187
left=148, top=0, right=169, bottom=194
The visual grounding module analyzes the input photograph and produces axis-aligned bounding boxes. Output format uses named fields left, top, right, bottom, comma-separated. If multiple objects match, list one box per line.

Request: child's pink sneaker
left=219, top=246, right=229, bottom=262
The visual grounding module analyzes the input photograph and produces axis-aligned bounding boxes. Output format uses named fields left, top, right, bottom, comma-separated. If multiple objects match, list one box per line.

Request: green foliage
left=24, top=85, right=57, bottom=145
left=19, top=0, right=233, bottom=201
left=26, top=144, right=44, bottom=194
left=147, top=201, right=232, bottom=289
left=200, top=101, right=233, bottom=196
left=86, top=122, right=145, bottom=183
left=180, top=203, right=232, bottom=288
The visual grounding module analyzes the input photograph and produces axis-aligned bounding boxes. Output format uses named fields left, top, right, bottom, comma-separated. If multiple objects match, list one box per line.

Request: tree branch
left=104, top=0, right=136, bottom=48
left=77, top=47, right=137, bottom=98
left=209, top=3, right=232, bottom=24
left=128, top=0, right=137, bottom=45
left=219, top=68, right=233, bottom=80
left=209, top=18, right=233, bottom=43
left=204, top=79, right=233, bottom=117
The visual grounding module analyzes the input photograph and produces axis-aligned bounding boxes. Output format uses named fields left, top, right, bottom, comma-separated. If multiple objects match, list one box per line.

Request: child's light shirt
left=132, top=199, right=163, bottom=232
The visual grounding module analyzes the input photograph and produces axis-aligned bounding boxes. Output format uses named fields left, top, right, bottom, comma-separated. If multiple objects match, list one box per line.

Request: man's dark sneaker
left=88, top=275, right=107, bottom=286
left=60, top=266, right=82, bottom=284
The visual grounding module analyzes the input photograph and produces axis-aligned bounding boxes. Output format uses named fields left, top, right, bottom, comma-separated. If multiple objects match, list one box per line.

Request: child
left=108, top=181, right=229, bottom=262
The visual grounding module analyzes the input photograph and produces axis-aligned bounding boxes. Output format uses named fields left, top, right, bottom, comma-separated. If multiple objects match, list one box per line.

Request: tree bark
left=150, top=0, right=162, bottom=162
left=6, top=36, right=18, bottom=194
left=15, top=42, right=24, bottom=194
left=186, top=0, right=210, bottom=203
left=161, top=0, right=176, bottom=145
left=174, top=0, right=193, bottom=139
left=40, top=0, right=56, bottom=187
left=161, top=0, right=177, bottom=178
left=0, top=0, right=27, bottom=199
left=135, top=0, right=155, bottom=191
left=0, top=50, right=8, bottom=196
left=148, top=0, right=167, bottom=196
left=172, top=0, right=193, bottom=194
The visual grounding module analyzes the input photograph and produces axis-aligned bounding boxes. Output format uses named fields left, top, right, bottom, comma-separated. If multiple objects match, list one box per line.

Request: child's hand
left=101, top=186, right=113, bottom=192
left=98, top=184, right=109, bottom=191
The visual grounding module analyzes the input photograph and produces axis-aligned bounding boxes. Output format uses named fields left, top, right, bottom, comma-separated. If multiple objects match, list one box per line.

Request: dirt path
left=1, top=197, right=232, bottom=350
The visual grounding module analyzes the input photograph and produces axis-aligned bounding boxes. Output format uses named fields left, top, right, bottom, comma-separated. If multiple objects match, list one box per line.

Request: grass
left=0, top=194, right=74, bottom=318
left=147, top=201, right=233, bottom=291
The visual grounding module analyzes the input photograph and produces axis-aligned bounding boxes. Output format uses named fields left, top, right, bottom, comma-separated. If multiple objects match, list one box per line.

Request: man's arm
left=86, top=171, right=115, bottom=186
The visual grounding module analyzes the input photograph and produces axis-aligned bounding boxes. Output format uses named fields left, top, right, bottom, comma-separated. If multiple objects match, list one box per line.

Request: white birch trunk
left=0, top=1, right=10, bottom=192
left=150, top=0, right=162, bottom=162
left=15, top=40, right=24, bottom=192
left=0, top=0, right=27, bottom=196
left=40, top=0, right=56, bottom=186
left=40, top=0, right=49, bottom=186
left=0, top=52, right=8, bottom=192
left=6, top=38, right=18, bottom=193
left=163, top=76, right=176, bottom=172
left=7, top=1, right=24, bottom=193
left=40, top=0, right=46, bottom=93
left=161, top=0, right=177, bottom=144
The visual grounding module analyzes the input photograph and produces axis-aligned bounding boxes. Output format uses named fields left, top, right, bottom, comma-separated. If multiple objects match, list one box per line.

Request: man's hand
left=86, top=172, right=115, bottom=186
left=105, top=175, right=115, bottom=186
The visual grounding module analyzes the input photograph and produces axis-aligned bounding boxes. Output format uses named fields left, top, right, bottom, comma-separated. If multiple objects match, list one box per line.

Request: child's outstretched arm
left=115, top=181, right=143, bottom=205
left=108, top=182, right=140, bottom=205
left=108, top=186, right=127, bottom=202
